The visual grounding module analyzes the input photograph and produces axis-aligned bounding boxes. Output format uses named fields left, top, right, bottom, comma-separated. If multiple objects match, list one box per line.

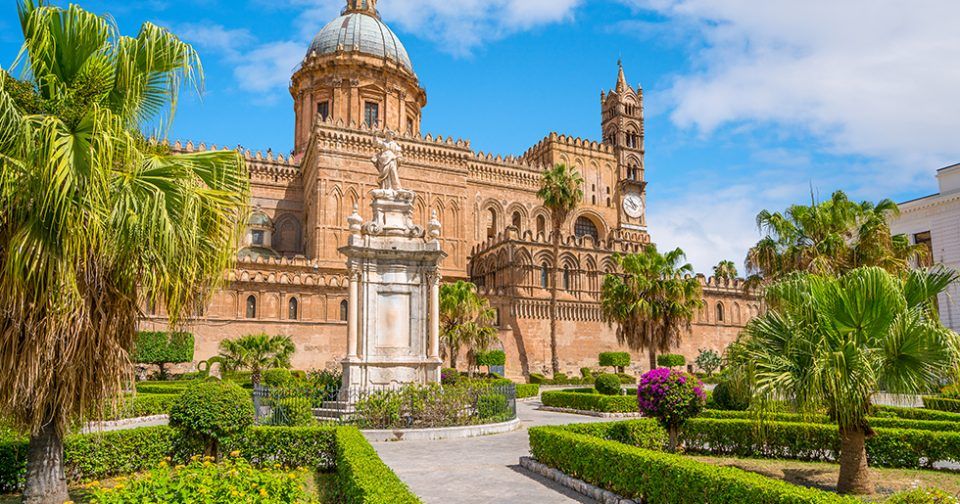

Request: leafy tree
left=741, top=266, right=959, bottom=494
left=438, top=280, right=498, bottom=373
left=712, top=260, right=738, bottom=281
left=474, top=349, right=505, bottom=375
left=694, top=348, right=721, bottom=376
left=132, top=331, right=194, bottom=380
left=0, top=3, right=247, bottom=502
left=537, top=163, right=584, bottom=374
left=600, top=246, right=705, bottom=370
left=745, top=190, right=925, bottom=286
left=218, top=334, right=296, bottom=387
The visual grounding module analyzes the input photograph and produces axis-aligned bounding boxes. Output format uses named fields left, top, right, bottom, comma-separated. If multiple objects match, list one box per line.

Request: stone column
left=429, top=270, right=440, bottom=359
left=347, top=268, right=360, bottom=358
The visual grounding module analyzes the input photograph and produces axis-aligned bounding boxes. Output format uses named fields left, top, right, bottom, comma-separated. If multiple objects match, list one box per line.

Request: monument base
left=341, top=357, right=443, bottom=390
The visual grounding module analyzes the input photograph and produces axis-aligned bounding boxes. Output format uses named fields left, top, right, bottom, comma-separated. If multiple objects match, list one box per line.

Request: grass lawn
left=0, top=470, right=338, bottom=503
left=691, top=454, right=960, bottom=500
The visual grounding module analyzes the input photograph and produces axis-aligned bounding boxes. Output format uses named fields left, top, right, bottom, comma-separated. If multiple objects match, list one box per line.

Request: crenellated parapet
left=163, top=139, right=301, bottom=185
left=520, top=131, right=615, bottom=165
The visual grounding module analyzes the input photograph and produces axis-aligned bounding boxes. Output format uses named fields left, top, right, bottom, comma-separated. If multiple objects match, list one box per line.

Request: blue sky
left=2, top=0, right=959, bottom=274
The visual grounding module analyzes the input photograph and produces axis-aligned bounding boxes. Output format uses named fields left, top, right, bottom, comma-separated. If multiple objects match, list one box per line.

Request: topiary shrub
left=262, top=368, right=294, bottom=387
left=579, top=367, right=594, bottom=379
left=169, top=381, right=254, bottom=458
left=710, top=380, right=751, bottom=411
left=132, top=331, right=194, bottom=380
left=271, top=398, right=314, bottom=427
left=528, top=373, right=547, bottom=384
left=595, top=373, right=622, bottom=395
left=617, top=373, right=636, bottom=384
left=637, top=368, right=706, bottom=451
left=656, top=353, right=686, bottom=369
left=441, top=367, right=460, bottom=385
left=553, top=372, right=569, bottom=385
left=474, top=350, right=506, bottom=373
left=599, top=352, right=630, bottom=373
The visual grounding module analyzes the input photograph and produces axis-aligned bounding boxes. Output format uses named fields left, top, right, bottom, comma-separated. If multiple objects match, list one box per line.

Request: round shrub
left=553, top=372, right=569, bottom=385
left=441, top=367, right=460, bottom=385
left=710, top=380, right=750, bottom=411
left=656, top=353, right=686, bottom=368
left=271, top=398, right=313, bottom=426
left=636, top=368, right=706, bottom=451
left=262, top=368, right=293, bottom=387
left=595, top=373, right=622, bottom=395
left=169, top=380, right=254, bottom=456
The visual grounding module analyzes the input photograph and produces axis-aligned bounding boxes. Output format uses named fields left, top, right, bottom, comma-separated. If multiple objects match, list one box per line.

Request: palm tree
left=712, top=260, right=738, bottom=281
left=218, top=334, right=296, bottom=387
left=0, top=3, right=248, bottom=502
left=439, top=280, right=498, bottom=372
left=537, top=164, right=583, bottom=374
left=600, top=246, right=705, bottom=370
left=745, top=190, right=924, bottom=286
left=741, top=266, right=959, bottom=494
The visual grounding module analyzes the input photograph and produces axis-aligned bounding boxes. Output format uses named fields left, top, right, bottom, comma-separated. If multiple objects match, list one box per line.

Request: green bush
left=541, top=390, right=637, bottom=413
left=169, top=381, right=254, bottom=456
left=226, top=426, right=336, bottom=470
left=103, top=393, right=180, bottom=420
left=89, top=452, right=314, bottom=504
left=594, top=373, right=622, bottom=395
left=710, top=380, right=750, bottom=411
left=334, top=427, right=422, bottom=503
left=561, top=419, right=668, bottom=451
left=579, top=367, right=594, bottom=378
left=699, top=409, right=960, bottom=433
left=135, top=380, right=195, bottom=395
left=528, top=425, right=858, bottom=504
left=271, top=397, right=314, bottom=427
left=695, top=348, right=722, bottom=376
left=922, top=396, right=960, bottom=412
left=441, top=367, right=460, bottom=385
left=874, top=405, right=960, bottom=422
left=477, top=393, right=510, bottom=421
left=516, top=383, right=540, bottom=399
left=263, top=368, right=295, bottom=387
left=132, top=331, right=195, bottom=379
left=883, top=487, right=959, bottom=504
left=474, top=349, right=506, bottom=367
left=599, top=352, right=630, bottom=372
left=222, top=370, right=254, bottom=384
left=681, top=417, right=960, bottom=469
left=940, top=383, right=960, bottom=399
left=617, top=372, right=636, bottom=384
left=553, top=372, right=569, bottom=384
left=528, top=372, right=547, bottom=384
left=656, top=353, right=686, bottom=368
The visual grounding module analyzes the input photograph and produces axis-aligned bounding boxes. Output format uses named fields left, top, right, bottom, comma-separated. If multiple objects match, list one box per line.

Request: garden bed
left=540, top=388, right=638, bottom=413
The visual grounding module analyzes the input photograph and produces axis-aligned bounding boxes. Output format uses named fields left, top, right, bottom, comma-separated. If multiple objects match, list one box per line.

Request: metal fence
left=253, top=382, right=516, bottom=428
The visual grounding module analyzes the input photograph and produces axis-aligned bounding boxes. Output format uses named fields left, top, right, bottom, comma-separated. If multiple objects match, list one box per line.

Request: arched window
left=574, top=216, right=599, bottom=241
left=245, top=295, right=257, bottom=319
left=563, top=267, right=571, bottom=291
left=288, top=297, right=298, bottom=320
left=340, top=300, right=348, bottom=322
left=486, top=208, right=497, bottom=238
left=540, top=262, right=549, bottom=289
left=511, top=211, right=522, bottom=230
left=536, top=215, right=546, bottom=237
left=716, top=302, right=724, bottom=322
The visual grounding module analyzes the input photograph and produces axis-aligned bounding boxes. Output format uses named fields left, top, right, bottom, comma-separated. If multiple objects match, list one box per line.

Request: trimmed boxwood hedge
left=541, top=390, right=637, bottom=413
left=680, top=417, right=960, bottom=469
left=99, top=393, right=179, bottom=421
left=528, top=425, right=858, bottom=504
left=873, top=404, right=960, bottom=422
left=134, top=381, right=195, bottom=395
left=698, top=409, right=960, bottom=433
left=335, top=427, right=421, bottom=503
left=516, top=383, right=540, bottom=399
left=922, top=396, right=960, bottom=413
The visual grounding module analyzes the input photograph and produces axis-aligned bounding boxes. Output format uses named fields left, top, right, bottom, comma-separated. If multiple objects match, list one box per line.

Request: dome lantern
left=343, top=0, right=378, bottom=17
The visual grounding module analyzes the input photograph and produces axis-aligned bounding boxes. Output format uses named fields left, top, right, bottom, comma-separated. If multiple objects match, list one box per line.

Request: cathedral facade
left=142, top=0, right=757, bottom=378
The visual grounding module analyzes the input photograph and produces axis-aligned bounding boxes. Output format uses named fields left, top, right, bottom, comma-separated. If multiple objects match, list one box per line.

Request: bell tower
left=602, top=60, right=647, bottom=232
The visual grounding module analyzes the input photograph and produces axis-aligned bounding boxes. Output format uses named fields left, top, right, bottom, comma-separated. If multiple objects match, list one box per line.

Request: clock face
left=622, top=193, right=644, bottom=219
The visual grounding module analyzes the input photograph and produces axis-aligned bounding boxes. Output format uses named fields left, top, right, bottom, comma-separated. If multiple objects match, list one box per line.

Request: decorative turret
left=602, top=60, right=647, bottom=233
left=343, top=0, right=378, bottom=17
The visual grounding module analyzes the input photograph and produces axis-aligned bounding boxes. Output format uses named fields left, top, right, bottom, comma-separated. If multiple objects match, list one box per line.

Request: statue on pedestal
left=372, top=131, right=402, bottom=193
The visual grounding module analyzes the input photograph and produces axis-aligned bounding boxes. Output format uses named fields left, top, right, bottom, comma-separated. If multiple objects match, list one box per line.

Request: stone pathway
left=371, top=400, right=606, bottom=504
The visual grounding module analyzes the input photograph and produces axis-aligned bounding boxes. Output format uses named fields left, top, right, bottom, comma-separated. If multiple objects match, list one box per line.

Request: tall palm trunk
left=550, top=226, right=561, bottom=375
left=837, top=426, right=873, bottom=495
left=22, top=420, right=68, bottom=504
left=648, top=350, right=657, bottom=371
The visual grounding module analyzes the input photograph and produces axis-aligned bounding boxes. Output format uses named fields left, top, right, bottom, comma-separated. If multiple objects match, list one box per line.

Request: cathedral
left=142, top=0, right=757, bottom=378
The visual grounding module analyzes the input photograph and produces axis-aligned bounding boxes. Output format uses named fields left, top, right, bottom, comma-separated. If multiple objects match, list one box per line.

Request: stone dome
left=307, top=12, right=414, bottom=73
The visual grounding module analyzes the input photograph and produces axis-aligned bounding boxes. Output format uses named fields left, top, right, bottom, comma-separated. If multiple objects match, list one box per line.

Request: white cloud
left=623, top=0, right=960, bottom=172
left=176, top=23, right=255, bottom=60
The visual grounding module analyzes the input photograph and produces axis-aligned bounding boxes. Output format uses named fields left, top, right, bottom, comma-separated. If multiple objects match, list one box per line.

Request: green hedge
left=102, top=393, right=178, bottom=420
left=681, top=418, right=960, bottom=468
left=134, top=381, right=194, bottom=395
left=541, top=390, right=637, bottom=413
left=474, top=349, right=506, bottom=367
left=874, top=405, right=960, bottom=422
left=227, top=426, right=336, bottom=470
left=528, top=426, right=858, bottom=504
left=656, top=353, right=686, bottom=368
left=334, top=427, right=421, bottom=503
left=922, top=396, right=960, bottom=413
left=516, top=383, right=540, bottom=399
left=559, top=419, right=668, bottom=450
left=699, top=409, right=960, bottom=433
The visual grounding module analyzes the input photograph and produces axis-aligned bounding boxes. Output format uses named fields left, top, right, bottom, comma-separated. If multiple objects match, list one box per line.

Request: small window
left=340, top=300, right=348, bottom=322
left=511, top=212, right=522, bottom=230
left=246, top=295, right=257, bottom=319
left=492, top=308, right=500, bottom=327
left=487, top=208, right=497, bottom=238
left=251, top=230, right=265, bottom=246
left=563, top=267, right=571, bottom=291
left=536, top=215, right=546, bottom=237
left=574, top=216, right=599, bottom=241
left=540, top=263, right=549, bottom=289
left=288, top=297, right=299, bottom=320
left=406, top=117, right=414, bottom=135
left=716, top=302, right=724, bottom=322
left=364, top=102, right=379, bottom=128
left=317, top=101, right=330, bottom=121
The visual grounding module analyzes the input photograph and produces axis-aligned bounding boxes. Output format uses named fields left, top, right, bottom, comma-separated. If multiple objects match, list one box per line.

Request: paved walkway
left=372, top=400, right=606, bottom=504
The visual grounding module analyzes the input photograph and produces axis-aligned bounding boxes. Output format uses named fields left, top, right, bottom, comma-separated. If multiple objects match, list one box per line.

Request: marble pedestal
left=338, top=191, right=445, bottom=390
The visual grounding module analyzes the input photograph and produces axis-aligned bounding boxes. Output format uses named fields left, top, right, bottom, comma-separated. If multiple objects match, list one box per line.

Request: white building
left=890, top=163, right=960, bottom=332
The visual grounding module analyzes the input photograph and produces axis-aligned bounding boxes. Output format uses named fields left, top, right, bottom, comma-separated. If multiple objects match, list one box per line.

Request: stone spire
left=616, top=59, right=627, bottom=94
left=343, top=0, right=379, bottom=17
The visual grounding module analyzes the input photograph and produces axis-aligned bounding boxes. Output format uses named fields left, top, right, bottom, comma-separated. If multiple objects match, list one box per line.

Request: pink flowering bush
left=637, top=368, right=706, bottom=451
